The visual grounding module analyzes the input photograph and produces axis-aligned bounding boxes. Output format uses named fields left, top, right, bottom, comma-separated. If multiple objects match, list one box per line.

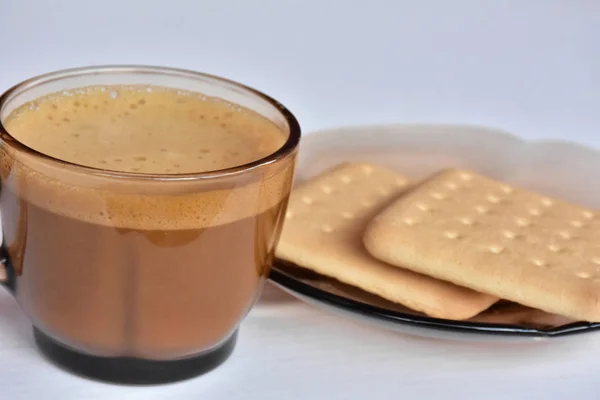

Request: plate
left=269, top=124, right=600, bottom=341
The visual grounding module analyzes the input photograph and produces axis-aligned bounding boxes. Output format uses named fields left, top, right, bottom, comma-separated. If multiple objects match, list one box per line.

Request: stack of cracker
left=275, top=163, right=600, bottom=322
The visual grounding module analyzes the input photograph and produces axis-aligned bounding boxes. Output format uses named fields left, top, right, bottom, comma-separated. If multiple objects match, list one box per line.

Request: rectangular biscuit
left=364, top=168, right=600, bottom=322
left=275, top=163, right=497, bottom=320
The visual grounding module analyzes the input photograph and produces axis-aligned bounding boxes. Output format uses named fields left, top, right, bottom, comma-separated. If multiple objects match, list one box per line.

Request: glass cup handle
left=0, top=176, right=20, bottom=292
left=0, top=253, right=10, bottom=288
left=0, top=257, right=6, bottom=282
left=0, top=215, right=15, bottom=292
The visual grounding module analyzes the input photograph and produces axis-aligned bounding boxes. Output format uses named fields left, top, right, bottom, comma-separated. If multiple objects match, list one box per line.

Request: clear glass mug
left=0, top=66, right=300, bottom=383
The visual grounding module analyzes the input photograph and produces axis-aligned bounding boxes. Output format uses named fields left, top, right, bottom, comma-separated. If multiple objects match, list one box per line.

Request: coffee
left=0, top=86, right=294, bottom=358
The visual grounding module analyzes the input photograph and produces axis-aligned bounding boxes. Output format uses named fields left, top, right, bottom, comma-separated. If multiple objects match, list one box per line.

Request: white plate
left=270, top=124, right=600, bottom=342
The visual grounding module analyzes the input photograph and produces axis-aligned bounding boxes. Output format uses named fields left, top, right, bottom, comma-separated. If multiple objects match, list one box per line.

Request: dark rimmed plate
left=270, top=261, right=600, bottom=341
left=268, top=124, right=600, bottom=341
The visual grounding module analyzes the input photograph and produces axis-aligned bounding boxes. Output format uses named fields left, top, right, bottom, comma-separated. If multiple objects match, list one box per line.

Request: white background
left=1, top=0, right=600, bottom=399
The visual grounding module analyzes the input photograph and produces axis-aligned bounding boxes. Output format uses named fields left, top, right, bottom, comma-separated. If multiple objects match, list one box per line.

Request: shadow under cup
left=0, top=66, right=300, bottom=384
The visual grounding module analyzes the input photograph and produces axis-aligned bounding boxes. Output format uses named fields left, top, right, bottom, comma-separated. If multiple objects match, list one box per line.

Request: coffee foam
left=0, top=86, right=295, bottom=230
left=4, top=85, right=286, bottom=174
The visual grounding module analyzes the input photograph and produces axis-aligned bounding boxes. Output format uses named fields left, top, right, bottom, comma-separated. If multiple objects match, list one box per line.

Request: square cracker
left=364, top=168, right=600, bottom=322
left=275, top=163, right=497, bottom=320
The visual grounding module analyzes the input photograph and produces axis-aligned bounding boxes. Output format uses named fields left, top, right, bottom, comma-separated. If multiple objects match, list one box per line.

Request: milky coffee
left=0, top=86, right=293, bottom=358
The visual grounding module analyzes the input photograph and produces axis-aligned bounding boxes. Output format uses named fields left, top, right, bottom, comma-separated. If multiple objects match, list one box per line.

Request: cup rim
left=0, top=65, right=301, bottom=181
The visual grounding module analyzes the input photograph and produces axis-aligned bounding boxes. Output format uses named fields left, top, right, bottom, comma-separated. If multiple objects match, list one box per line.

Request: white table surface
left=1, top=1, right=600, bottom=398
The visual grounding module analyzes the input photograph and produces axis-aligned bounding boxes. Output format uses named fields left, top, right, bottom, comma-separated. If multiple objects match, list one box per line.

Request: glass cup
left=0, top=66, right=300, bottom=384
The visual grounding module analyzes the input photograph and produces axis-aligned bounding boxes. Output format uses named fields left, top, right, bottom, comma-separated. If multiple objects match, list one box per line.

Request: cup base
left=33, top=327, right=238, bottom=385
